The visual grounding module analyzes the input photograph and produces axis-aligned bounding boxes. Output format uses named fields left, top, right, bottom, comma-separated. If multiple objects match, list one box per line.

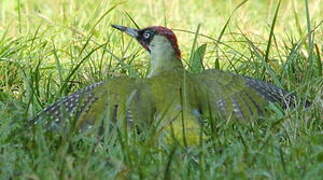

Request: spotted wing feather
left=244, top=77, right=297, bottom=108
left=195, top=69, right=299, bottom=120
left=32, top=82, right=104, bottom=129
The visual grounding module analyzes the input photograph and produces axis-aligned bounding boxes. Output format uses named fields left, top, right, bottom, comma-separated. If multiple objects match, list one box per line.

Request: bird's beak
left=111, top=24, right=139, bottom=38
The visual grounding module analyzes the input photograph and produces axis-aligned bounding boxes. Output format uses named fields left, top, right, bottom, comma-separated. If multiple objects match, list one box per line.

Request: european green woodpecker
left=33, top=25, right=301, bottom=144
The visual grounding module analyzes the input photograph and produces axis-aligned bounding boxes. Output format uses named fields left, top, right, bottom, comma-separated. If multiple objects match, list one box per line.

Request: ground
left=0, top=0, right=322, bottom=179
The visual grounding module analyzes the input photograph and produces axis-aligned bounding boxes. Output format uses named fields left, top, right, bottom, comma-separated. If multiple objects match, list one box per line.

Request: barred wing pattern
left=32, top=77, right=146, bottom=131
left=244, top=77, right=296, bottom=108
left=195, top=69, right=298, bottom=120
left=32, top=82, right=104, bottom=129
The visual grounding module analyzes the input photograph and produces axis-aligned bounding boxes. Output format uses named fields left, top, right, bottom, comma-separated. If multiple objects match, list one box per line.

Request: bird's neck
left=147, top=36, right=183, bottom=78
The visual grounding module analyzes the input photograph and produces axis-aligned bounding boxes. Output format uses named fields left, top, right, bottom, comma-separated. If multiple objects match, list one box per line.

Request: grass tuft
left=0, top=0, right=322, bottom=179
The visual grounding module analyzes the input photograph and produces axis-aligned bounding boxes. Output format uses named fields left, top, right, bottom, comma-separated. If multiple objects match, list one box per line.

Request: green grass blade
left=52, top=41, right=64, bottom=86
left=189, top=44, right=207, bottom=73
left=60, top=42, right=108, bottom=95
left=124, top=11, right=141, bottom=29
left=261, top=0, right=281, bottom=79
left=314, top=44, right=322, bottom=77
left=214, top=0, right=248, bottom=69
left=188, top=24, right=201, bottom=70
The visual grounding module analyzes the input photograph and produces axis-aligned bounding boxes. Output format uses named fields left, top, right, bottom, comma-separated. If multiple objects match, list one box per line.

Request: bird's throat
left=148, top=54, right=183, bottom=77
left=147, top=36, right=183, bottom=77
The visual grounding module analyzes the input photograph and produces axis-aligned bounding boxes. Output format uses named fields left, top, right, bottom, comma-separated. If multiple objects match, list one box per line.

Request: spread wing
left=193, top=69, right=296, bottom=120
left=32, top=77, right=152, bottom=131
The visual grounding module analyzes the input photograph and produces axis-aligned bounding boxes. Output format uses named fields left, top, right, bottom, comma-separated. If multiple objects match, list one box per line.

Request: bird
left=32, top=24, right=300, bottom=145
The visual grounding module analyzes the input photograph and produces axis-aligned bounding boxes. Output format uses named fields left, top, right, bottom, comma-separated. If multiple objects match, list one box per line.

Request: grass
left=0, top=0, right=322, bottom=179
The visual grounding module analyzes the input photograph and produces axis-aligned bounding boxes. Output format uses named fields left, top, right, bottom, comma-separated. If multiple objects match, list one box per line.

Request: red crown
left=147, top=26, right=181, bottom=59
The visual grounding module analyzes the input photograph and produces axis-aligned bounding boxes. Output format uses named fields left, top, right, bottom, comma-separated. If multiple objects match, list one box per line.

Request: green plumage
left=33, top=69, right=296, bottom=144
left=32, top=25, right=300, bottom=145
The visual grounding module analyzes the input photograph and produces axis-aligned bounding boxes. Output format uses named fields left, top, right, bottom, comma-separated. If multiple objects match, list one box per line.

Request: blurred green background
left=0, top=0, right=322, bottom=179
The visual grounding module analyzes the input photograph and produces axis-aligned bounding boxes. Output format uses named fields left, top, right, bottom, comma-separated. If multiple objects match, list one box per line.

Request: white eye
left=143, top=32, right=151, bottom=39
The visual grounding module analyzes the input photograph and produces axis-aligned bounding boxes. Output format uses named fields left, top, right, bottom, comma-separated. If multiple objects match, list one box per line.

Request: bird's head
left=112, top=24, right=183, bottom=77
left=112, top=25, right=181, bottom=59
